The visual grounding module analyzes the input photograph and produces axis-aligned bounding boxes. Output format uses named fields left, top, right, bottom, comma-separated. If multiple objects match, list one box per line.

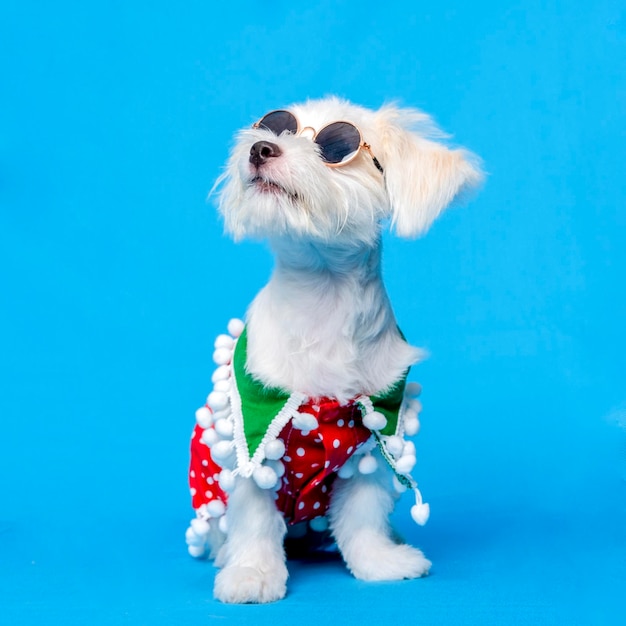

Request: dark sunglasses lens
left=258, top=110, right=298, bottom=135
left=315, top=122, right=361, bottom=163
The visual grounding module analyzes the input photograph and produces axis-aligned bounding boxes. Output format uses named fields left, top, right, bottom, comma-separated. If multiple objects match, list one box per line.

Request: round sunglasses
left=252, top=110, right=384, bottom=175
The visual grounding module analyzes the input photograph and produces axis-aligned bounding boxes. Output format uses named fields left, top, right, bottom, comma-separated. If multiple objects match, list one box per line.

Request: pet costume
left=186, top=319, right=429, bottom=557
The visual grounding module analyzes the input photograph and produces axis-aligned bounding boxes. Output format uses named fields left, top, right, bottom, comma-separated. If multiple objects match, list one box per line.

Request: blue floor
left=1, top=1, right=624, bottom=624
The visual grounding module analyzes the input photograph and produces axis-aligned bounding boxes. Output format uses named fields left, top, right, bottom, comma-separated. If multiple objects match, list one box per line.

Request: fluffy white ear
left=375, top=105, right=483, bottom=237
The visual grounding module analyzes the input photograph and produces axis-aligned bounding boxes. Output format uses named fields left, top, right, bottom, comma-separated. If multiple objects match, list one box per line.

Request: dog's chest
left=243, top=274, right=416, bottom=401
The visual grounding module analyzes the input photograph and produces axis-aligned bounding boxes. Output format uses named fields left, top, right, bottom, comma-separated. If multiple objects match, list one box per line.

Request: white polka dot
left=213, top=473, right=220, bottom=481
left=205, top=490, right=213, bottom=499
left=296, top=447, right=305, bottom=457
left=348, top=420, right=355, bottom=428
left=207, top=477, right=214, bottom=485
left=347, top=446, right=354, bottom=454
left=313, top=502, right=320, bottom=510
left=190, top=488, right=197, bottom=496
left=324, top=461, right=330, bottom=468
left=295, top=472, right=303, bottom=478
left=311, top=463, right=319, bottom=468
left=298, top=502, right=305, bottom=510
left=321, top=485, right=328, bottom=493
left=333, top=439, right=340, bottom=448
left=283, top=455, right=292, bottom=462
left=201, top=460, right=209, bottom=467
left=318, top=433, right=324, bottom=440
left=337, top=419, right=345, bottom=427
left=190, top=470, right=196, bottom=478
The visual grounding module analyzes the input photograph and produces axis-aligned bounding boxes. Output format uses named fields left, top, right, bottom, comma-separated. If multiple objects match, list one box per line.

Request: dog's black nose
left=249, top=141, right=282, bottom=168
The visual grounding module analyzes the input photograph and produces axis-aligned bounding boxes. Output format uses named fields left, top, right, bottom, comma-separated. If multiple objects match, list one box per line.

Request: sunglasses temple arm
left=363, top=143, right=384, bottom=175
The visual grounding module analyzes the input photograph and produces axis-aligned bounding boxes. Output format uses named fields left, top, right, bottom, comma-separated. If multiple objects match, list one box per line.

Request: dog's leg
left=329, top=465, right=431, bottom=580
left=213, top=477, right=288, bottom=603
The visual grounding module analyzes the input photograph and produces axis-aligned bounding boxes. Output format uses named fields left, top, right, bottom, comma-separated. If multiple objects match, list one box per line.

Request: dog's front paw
left=214, top=565, right=287, bottom=604
left=345, top=538, right=431, bottom=581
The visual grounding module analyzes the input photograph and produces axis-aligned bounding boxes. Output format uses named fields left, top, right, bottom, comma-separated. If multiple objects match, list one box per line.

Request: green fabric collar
left=231, top=327, right=407, bottom=462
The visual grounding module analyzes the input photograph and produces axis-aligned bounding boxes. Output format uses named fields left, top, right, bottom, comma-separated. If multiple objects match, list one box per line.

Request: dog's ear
left=375, top=105, right=483, bottom=238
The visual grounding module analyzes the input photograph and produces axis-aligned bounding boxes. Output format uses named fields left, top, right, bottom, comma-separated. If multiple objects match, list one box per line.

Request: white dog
left=185, top=97, right=482, bottom=603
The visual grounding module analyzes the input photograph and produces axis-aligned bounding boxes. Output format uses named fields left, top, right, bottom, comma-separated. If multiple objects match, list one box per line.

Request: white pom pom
left=213, top=347, right=232, bottom=366
left=218, top=469, right=236, bottom=492
left=408, top=398, right=422, bottom=414
left=292, top=412, right=319, bottom=433
left=384, top=435, right=404, bottom=458
left=395, top=454, right=416, bottom=475
left=218, top=515, right=228, bottom=534
left=404, top=415, right=420, bottom=437
left=188, top=544, right=207, bottom=558
left=405, top=382, right=422, bottom=398
left=363, top=411, right=387, bottom=431
left=185, top=525, right=205, bottom=546
left=211, top=365, right=230, bottom=383
left=211, top=408, right=231, bottom=422
left=309, top=516, right=329, bottom=532
left=392, top=475, right=408, bottom=493
left=213, top=379, right=231, bottom=394
left=190, top=517, right=210, bottom=537
left=217, top=452, right=236, bottom=470
left=265, top=439, right=286, bottom=461
left=227, top=318, right=245, bottom=338
left=358, top=454, right=378, bottom=475
left=338, top=459, right=356, bottom=479
left=214, top=334, right=234, bottom=350
left=403, top=406, right=418, bottom=422
left=211, top=440, right=234, bottom=462
left=266, top=459, right=285, bottom=478
left=207, top=500, right=226, bottom=518
left=207, top=391, right=229, bottom=412
left=201, top=428, right=219, bottom=447
left=195, top=406, right=213, bottom=429
left=411, top=502, right=430, bottom=526
left=403, top=440, right=416, bottom=456
left=253, top=465, right=278, bottom=490
left=214, top=418, right=234, bottom=439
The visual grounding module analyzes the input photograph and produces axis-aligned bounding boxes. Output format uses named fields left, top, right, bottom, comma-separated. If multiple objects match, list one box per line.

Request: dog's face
left=217, top=97, right=482, bottom=246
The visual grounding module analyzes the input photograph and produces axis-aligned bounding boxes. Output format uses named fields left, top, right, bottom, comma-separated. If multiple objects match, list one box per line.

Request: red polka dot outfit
left=189, top=398, right=372, bottom=524
left=189, top=424, right=227, bottom=511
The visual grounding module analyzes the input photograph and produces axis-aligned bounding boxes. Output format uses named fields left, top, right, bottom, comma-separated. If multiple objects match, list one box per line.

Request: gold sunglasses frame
left=253, top=109, right=384, bottom=175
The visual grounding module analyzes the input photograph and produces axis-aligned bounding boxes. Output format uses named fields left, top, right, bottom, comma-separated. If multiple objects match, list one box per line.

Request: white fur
left=213, top=477, right=287, bottom=604
left=329, top=459, right=431, bottom=580
left=210, top=97, right=482, bottom=602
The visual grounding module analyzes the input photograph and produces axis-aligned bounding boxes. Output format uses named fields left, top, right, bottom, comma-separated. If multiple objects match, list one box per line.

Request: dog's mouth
left=249, top=176, right=298, bottom=201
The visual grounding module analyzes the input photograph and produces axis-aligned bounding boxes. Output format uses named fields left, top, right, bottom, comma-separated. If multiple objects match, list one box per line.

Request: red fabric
left=189, top=399, right=372, bottom=524
left=189, top=422, right=227, bottom=510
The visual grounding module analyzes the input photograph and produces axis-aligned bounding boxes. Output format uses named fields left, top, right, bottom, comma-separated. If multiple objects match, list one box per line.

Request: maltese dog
left=185, top=97, right=482, bottom=603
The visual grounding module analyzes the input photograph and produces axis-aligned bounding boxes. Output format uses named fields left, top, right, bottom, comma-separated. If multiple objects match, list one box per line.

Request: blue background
left=1, top=1, right=624, bottom=624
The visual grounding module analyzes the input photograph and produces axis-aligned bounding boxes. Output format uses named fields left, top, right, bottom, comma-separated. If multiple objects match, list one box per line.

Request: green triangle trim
left=232, top=327, right=291, bottom=458
left=371, top=373, right=407, bottom=436
left=232, top=326, right=410, bottom=459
